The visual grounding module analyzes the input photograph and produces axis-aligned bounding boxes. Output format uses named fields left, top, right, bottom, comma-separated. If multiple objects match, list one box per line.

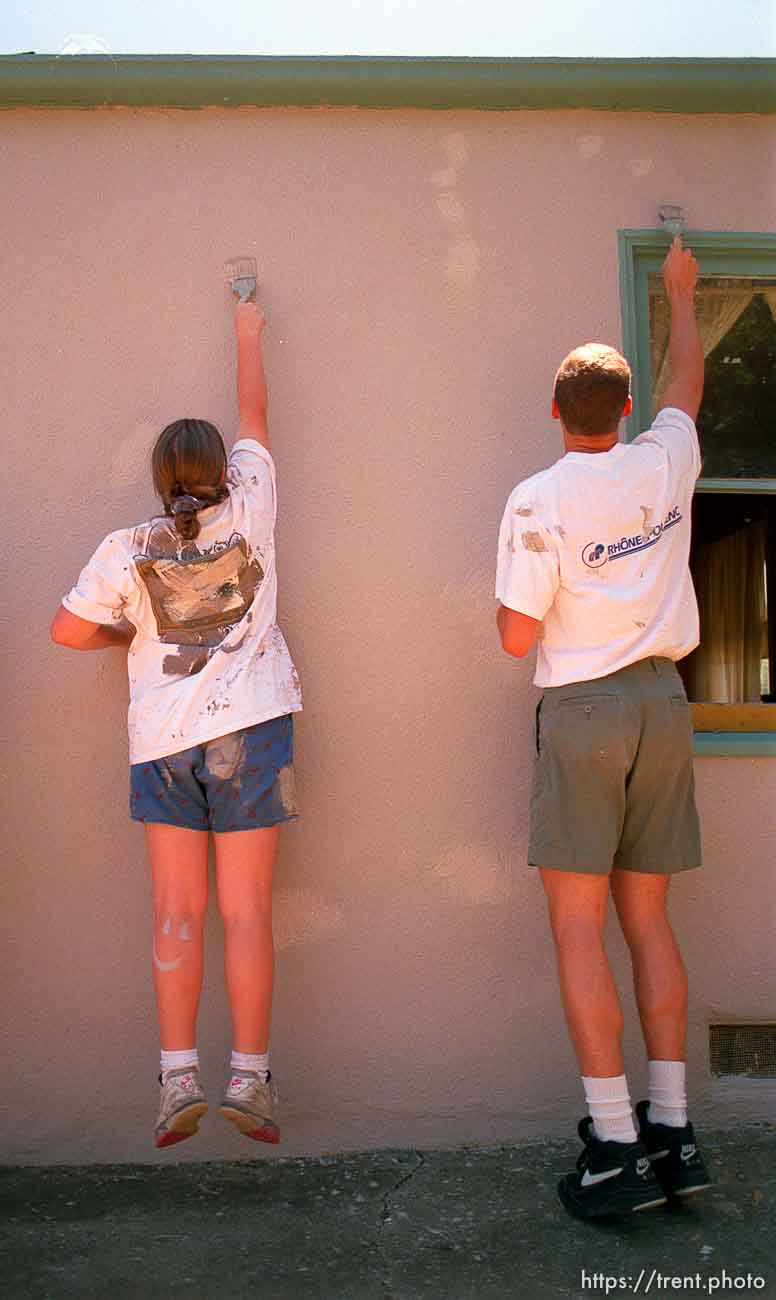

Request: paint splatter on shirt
left=495, top=408, right=701, bottom=688
left=62, top=440, right=302, bottom=763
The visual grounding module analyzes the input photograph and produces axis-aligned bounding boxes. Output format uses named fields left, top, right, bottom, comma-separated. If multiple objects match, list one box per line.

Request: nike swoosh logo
left=580, top=1166, right=624, bottom=1187
left=681, top=1147, right=697, bottom=1163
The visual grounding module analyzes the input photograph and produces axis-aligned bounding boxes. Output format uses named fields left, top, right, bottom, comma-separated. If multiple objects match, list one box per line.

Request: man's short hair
left=553, top=343, right=631, bottom=436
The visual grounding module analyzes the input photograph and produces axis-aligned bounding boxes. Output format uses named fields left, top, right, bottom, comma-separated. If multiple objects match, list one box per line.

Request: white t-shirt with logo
left=63, top=439, right=302, bottom=764
left=495, top=408, right=701, bottom=688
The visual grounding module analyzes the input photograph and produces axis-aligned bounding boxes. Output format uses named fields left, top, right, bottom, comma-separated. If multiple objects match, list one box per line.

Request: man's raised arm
left=659, top=235, right=704, bottom=423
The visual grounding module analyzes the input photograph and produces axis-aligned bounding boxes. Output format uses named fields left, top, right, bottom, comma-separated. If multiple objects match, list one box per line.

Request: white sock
left=160, top=1048, right=199, bottom=1080
left=582, top=1073, right=638, bottom=1144
left=231, top=1049, right=270, bottom=1083
left=647, top=1059, right=687, bottom=1127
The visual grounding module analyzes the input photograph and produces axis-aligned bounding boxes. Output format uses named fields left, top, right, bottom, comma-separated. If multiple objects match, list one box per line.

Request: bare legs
left=540, top=867, right=687, bottom=1074
left=147, top=824, right=209, bottom=1050
left=146, top=823, right=279, bottom=1054
left=610, top=870, right=687, bottom=1060
left=540, top=870, right=624, bottom=1076
left=214, top=826, right=279, bottom=1054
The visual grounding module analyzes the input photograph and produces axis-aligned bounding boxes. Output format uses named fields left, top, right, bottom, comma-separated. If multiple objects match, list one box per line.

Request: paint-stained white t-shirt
left=495, top=407, right=701, bottom=688
left=63, top=440, right=302, bottom=764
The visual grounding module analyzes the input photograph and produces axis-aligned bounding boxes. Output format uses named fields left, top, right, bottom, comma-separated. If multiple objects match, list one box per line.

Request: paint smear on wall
left=430, top=132, right=471, bottom=187
left=108, top=420, right=157, bottom=489
left=274, top=888, right=346, bottom=950
left=432, top=842, right=515, bottom=905
left=577, top=134, right=604, bottom=159
left=436, top=192, right=466, bottom=226
left=430, top=132, right=481, bottom=288
left=446, top=239, right=481, bottom=286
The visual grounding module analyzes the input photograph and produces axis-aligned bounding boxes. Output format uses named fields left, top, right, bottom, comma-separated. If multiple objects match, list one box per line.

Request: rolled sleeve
left=227, top=439, right=277, bottom=532
left=62, top=532, right=133, bottom=625
left=636, top=407, right=701, bottom=482
left=495, top=495, right=560, bottom=620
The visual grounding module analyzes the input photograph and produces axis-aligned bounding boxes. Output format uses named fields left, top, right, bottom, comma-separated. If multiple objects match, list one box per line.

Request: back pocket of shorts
left=554, top=694, right=618, bottom=710
left=668, top=693, right=693, bottom=745
left=542, top=695, right=625, bottom=765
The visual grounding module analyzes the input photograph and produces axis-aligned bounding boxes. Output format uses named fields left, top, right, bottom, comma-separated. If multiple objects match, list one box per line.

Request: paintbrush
left=224, top=255, right=258, bottom=303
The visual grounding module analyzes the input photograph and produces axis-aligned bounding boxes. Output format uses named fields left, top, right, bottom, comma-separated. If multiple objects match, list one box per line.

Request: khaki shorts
left=528, top=657, right=702, bottom=875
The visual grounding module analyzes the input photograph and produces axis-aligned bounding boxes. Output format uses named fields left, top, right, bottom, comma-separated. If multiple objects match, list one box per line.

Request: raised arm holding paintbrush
left=494, top=234, right=711, bottom=1219
left=51, top=261, right=302, bottom=1150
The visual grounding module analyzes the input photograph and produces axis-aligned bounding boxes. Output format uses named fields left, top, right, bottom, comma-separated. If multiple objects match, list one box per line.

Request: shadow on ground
left=1, top=1126, right=774, bottom=1299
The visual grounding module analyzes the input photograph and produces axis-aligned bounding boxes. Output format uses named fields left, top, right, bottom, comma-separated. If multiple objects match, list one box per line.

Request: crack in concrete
left=369, top=1150, right=427, bottom=1291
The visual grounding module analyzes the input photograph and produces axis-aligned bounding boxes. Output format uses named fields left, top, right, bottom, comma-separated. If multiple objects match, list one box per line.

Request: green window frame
left=618, top=229, right=776, bottom=757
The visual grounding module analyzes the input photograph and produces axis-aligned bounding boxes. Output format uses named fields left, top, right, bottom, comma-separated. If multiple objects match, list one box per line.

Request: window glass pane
left=680, top=494, right=774, bottom=705
left=648, top=275, right=776, bottom=478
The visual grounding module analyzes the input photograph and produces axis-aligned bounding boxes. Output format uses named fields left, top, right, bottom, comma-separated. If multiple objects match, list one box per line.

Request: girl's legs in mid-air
left=148, top=824, right=280, bottom=1052
left=146, top=823, right=209, bottom=1147
left=214, top=825, right=282, bottom=1144
left=145, top=788, right=285, bottom=1146
left=214, top=826, right=279, bottom=1052
left=147, top=824, right=210, bottom=1047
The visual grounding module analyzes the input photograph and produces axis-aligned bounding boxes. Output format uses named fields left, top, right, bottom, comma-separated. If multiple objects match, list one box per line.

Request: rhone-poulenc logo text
left=582, top=507, right=682, bottom=570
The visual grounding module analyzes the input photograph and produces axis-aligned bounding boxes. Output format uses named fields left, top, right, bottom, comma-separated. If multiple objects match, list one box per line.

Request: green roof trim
left=1, top=55, right=775, bottom=112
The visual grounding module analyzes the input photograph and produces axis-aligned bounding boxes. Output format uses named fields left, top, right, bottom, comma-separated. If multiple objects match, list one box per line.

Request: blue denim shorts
left=130, top=714, right=297, bottom=833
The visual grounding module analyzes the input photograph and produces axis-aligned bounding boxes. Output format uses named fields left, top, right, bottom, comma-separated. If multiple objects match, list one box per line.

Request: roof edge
left=1, top=55, right=775, bottom=112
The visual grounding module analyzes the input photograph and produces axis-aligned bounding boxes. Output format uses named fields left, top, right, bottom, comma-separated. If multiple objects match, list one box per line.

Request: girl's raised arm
left=235, top=301, right=269, bottom=451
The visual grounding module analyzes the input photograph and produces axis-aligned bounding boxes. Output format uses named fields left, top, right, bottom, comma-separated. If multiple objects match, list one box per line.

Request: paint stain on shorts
left=274, top=764, right=297, bottom=817
left=204, top=732, right=247, bottom=781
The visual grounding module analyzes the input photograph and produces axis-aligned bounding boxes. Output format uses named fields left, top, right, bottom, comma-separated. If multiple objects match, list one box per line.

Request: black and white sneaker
left=558, top=1118, right=667, bottom=1219
left=635, top=1100, right=712, bottom=1199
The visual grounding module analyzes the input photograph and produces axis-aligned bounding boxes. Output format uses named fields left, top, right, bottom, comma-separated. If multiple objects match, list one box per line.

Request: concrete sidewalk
left=2, top=1125, right=774, bottom=1300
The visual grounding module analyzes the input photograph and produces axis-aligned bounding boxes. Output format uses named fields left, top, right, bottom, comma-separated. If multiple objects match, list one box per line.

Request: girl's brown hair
left=151, top=418, right=229, bottom=541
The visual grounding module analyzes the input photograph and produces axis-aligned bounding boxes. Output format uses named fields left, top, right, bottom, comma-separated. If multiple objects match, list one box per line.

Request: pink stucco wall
left=2, top=106, right=774, bottom=1164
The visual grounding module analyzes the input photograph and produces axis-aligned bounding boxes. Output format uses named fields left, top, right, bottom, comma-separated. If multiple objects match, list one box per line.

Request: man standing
left=495, top=237, right=711, bottom=1218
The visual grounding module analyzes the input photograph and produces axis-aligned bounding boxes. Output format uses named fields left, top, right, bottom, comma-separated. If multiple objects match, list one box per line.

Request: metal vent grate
left=710, top=1024, right=776, bottom=1078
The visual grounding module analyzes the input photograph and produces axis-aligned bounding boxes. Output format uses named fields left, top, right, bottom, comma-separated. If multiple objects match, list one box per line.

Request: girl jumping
left=51, top=284, right=302, bottom=1148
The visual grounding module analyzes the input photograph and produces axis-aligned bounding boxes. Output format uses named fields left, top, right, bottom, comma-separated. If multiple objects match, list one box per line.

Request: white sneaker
left=218, top=1069, right=280, bottom=1144
left=154, top=1067, right=208, bottom=1149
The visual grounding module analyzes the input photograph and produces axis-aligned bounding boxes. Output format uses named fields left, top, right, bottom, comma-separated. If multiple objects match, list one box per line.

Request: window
left=619, top=230, right=776, bottom=756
